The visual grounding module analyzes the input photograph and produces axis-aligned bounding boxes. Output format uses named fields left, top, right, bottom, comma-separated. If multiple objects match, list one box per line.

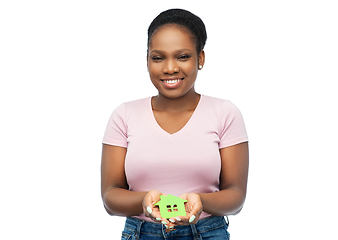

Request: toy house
left=154, top=194, right=187, bottom=219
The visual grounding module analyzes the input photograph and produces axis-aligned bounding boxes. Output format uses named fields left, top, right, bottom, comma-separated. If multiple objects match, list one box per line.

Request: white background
left=1, top=0, right=337, bottom=239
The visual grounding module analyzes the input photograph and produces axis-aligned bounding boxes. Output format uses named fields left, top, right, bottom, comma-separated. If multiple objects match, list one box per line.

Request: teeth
left=164, top=79, right=181, bottom=84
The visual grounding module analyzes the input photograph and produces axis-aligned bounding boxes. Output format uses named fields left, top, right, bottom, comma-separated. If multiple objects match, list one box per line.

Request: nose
left=163, top=59, right=179, bottom=74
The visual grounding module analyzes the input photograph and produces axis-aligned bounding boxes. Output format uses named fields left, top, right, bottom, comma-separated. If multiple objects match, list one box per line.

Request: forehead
left=149, top=25, right=196, bottom=52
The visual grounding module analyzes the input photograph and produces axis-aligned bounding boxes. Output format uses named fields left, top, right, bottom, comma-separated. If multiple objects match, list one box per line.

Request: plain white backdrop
left=1, top=0, right=337, bottom=239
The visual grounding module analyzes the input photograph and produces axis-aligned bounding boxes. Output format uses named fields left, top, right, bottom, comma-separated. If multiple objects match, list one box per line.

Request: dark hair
left=147, top=9, right=207, bottom=54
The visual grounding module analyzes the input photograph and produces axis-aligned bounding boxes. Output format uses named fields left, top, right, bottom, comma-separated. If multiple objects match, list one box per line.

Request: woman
left=101, top=8, right=249, bottom=239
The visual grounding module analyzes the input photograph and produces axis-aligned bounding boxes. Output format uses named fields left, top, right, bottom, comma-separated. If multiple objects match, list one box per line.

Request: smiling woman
left=147, top=25, right=204, bottom=100
left=101, top=8, right=248, bottom=239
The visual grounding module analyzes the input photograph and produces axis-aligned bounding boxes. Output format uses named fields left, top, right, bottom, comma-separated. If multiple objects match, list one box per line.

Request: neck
left=152, top=91, right=200, bottom=113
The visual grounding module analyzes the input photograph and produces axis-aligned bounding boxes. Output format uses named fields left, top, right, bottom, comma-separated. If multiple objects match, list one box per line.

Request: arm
left=101, top=144, right=167, bottom=221
left=199, top=142, right=249, bottom=216
left=101, top=144, right=147, bottom=217
left=101, top=144, right=171, bottom=224
left=171, top=142, right=249, bottom=225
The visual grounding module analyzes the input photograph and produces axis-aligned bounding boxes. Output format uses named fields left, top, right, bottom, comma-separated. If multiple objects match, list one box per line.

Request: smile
left=161, top=78, right=183, bottom=88
left=162, top=79, right=182, bottom=84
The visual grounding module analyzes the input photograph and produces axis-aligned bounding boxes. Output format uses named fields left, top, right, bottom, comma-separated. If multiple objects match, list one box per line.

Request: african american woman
left=101, top=8, right=249, bottom=239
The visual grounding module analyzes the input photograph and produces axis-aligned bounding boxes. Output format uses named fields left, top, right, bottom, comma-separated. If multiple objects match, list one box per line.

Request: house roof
left=154, top=194, right=187, bottom=206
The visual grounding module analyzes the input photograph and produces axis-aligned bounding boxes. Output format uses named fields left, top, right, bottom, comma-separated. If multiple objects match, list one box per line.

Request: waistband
left=125, top=215, right=229, bottom=239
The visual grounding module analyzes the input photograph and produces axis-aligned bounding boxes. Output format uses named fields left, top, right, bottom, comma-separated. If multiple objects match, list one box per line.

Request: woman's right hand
left=143, top=190, right=169, bottom=224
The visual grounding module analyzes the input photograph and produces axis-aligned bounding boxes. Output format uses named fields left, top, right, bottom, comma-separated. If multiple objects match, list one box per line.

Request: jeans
left=121, top=215, right=230, bottom=239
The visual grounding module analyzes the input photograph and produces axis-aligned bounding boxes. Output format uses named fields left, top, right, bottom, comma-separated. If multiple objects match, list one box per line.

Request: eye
left=151, top=56, right=163, bottom=62
left=178, top=55, right=191, bottom=60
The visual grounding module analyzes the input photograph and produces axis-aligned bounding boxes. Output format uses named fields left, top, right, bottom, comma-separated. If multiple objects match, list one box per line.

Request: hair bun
left=148, top=9, right=207, bottom=53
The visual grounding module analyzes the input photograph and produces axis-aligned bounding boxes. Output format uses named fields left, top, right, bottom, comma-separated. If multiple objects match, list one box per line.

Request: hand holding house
left=154, top=194, right=187, bottom=219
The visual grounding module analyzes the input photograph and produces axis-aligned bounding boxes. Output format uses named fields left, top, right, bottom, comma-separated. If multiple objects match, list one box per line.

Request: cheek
left=183, top=63, right=198, bottom=77
left=148, top=65, right=161, bottom=88
left=148, top=63, right=161, bottom=78
left=183, top=57, right=199, bottom=73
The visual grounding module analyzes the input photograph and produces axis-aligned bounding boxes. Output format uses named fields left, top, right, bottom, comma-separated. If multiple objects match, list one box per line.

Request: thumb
left=188, top=201, right=203, bottom=224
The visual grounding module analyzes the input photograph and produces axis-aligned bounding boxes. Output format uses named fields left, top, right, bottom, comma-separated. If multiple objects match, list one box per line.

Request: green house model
left=154, top=194, right=187, bottom=219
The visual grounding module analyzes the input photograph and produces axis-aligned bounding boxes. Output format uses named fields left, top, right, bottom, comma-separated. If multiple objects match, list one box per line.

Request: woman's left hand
left=169, top=193, right=203, bottom=225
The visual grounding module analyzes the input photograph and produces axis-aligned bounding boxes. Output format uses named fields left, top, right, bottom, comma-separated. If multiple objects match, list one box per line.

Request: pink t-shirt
left=102, top=95, right=248, bottom=221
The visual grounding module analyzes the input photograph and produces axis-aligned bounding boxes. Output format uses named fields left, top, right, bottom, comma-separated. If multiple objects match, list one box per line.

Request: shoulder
left=202, top=96, right=248, bottom=147
left=106, top=97, right=150, bottom=124
left=201, top=95, right=241, bottom=115
left=116, top=97, right=149, bottom=109
left=123, top=97, right=150, bottom=107
left=112, top=97, right=150, bottom=114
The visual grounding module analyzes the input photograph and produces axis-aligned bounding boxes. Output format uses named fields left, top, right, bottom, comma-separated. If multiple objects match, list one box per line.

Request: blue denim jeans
left=121, top=215, right=230, bottom=239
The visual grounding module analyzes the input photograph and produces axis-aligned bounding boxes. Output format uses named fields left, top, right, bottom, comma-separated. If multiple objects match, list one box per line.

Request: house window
left=166, top=204, right=178, bottom=213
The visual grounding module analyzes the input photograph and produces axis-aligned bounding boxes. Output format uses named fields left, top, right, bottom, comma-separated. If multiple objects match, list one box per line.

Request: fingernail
left=189, top=215, right=196, bottom=223
left=175, top=217, right=181, bottom=221
left=169, top=219, right=175, bottom=223
left=156, top=218, right=162, bottom=221
left=161, top=221, right=167, bottom=225
left=146, top=206, right=152, bottom=214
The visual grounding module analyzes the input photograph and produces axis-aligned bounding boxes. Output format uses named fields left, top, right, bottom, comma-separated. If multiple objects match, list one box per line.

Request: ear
left=198, top=50, right=205, bottom=69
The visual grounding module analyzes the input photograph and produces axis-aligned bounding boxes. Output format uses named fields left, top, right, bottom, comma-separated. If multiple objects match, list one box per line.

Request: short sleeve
left=102, top=103, right=128, bottom=148
left=219, top=101, right=248, bottom=149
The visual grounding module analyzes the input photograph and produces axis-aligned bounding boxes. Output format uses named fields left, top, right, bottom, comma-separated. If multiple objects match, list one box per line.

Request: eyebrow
left=150, top=49, right=193, bottom=54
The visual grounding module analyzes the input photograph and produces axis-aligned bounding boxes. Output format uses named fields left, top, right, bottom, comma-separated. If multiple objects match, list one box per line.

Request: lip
left=161, top=77, right=184, bottom=89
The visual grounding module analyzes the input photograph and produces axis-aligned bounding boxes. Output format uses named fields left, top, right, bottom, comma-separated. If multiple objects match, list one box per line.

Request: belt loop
left=225, top=216, right=230, bottom=226
left=135, top=219, right=144, bottom=239
left=190, top=224, right=200, bottom=240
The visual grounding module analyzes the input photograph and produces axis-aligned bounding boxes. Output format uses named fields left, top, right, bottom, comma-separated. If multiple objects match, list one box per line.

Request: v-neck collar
left=149, top=95, right=203, bottom=136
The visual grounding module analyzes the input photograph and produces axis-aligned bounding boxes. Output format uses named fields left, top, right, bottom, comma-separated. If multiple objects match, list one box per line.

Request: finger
left=143, top=195, right=159, bottom=217
left=144, top=205, right=153, bottom=218
left=190, top=200, right=203, bottom=216
left=174, top=214, right=197, bottom=225
left=145, top=207, right=164, bottom=223
left=180, top=204, right=201, bottom=224
left=169, top=215, right=189, bottom=226
left=150, top=212, right=163, bottom=222
left=166, top=216, right=185, bottom=226
left=189, top=215, right=196, bottom=223
left=160, top=219, right=171, bottom=227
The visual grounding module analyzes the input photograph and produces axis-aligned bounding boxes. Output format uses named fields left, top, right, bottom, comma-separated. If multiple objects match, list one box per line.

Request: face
left=147, top=24, right=205, bottom=99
